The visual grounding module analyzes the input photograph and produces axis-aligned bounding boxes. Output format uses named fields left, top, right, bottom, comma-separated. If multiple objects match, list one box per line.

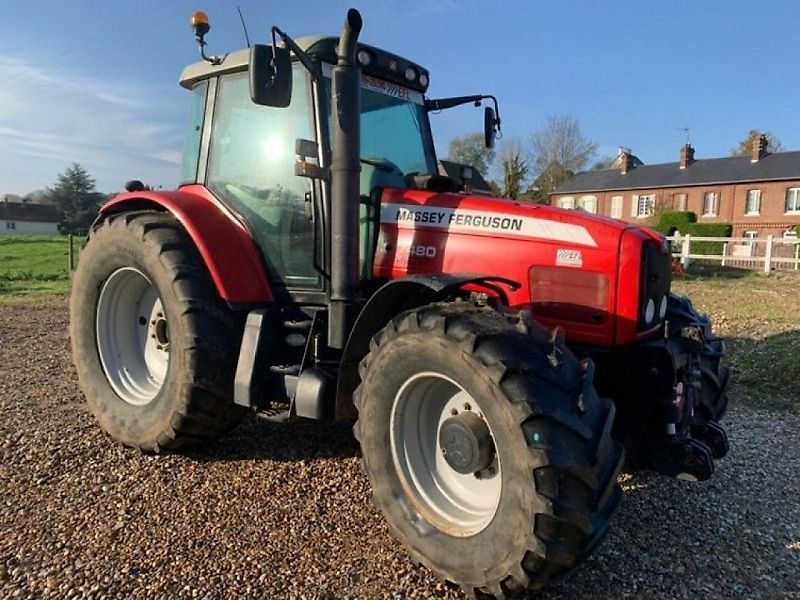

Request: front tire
left=354, top=302, right=623, bottom=597
left=70, top=210, right=245, bottom=451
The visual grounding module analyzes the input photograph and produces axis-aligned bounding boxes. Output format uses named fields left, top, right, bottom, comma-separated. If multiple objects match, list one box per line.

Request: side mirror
left=249, top=44, right=292, bottom=107
left=484, top=106, right=497, bottom=149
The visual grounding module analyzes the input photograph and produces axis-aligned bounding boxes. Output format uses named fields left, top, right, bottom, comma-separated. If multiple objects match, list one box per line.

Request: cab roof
left=179, top=36, right=429, bottom=91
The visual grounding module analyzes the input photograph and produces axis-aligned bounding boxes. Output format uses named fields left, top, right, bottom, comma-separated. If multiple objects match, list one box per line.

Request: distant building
left=0, top=200, right=60, bottom=235
left=551, top=136, right=800, bottom=240
left=438, top=160, right=494, bottom=196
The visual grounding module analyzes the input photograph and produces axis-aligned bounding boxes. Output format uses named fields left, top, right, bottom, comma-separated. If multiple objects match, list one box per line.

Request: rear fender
left=100, top=184, right=273, bottom=305
left=334, top=273, right=518, bottom=420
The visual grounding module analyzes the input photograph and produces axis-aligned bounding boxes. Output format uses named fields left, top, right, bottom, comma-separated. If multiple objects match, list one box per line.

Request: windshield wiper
left=360, top=157, right=398, bottom=173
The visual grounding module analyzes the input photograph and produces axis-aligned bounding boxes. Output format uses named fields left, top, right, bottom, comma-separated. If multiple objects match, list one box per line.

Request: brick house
left=550, top=136, right=800, bottom=242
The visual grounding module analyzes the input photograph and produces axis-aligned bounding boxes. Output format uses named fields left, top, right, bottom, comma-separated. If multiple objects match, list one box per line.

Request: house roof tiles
left=554, top=150, right=800, bottom=194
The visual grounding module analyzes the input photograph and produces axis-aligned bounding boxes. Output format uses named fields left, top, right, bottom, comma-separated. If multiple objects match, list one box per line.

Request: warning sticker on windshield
left=361, top=74, right=423, bottom=105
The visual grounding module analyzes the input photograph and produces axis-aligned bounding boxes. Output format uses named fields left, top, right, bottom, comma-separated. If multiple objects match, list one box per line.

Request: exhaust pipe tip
left=346, top=8, right=363, bottom=34
left=337, top=8, right=363, bottom=63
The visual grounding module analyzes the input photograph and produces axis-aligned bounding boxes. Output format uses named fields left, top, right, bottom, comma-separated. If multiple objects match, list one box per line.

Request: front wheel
left=70, top=210, right=245, bottom=451
left=354, top=302, right=623, bottom=597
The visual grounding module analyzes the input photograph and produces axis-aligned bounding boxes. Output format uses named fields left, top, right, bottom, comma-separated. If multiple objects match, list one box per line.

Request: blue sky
left=1, top=0, right=798, bottom=194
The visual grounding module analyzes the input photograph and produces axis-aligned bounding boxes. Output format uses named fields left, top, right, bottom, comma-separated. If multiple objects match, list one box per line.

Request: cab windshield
left=324, top=74, right=437, bottom=176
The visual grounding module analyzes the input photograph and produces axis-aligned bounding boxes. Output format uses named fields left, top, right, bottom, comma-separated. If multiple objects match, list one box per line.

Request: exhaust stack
left=328, top=8, right=363, bottom=349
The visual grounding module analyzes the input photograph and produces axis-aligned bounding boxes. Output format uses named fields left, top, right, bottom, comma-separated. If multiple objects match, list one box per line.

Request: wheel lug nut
left=450, top=409, right=458, bottom=416
left=463, top=402, right=471, bottom=411
left=474, top=471, right=482, bottom=480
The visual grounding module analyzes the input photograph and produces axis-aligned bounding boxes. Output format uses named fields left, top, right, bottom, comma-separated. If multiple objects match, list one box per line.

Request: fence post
left=721, top=242, right=728, bottom=267
left=681, top=234, right=691, bottom=269
left=67, top=234, right=74, bottom=273
left=795, top=243, right=799, bottom=271
left=764, top=235, right=774, bottom=273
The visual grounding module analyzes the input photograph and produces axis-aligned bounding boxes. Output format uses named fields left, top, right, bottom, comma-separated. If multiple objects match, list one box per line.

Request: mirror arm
left=425, top=94, right=502, bottom=134
left=271, top=26, right=321, bottom=81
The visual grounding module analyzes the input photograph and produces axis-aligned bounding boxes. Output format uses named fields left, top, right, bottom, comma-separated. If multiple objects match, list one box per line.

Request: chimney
left=619, top=147, right=634, bottom=175
left=679, top=143, right=695, bottom=169
left=751, top=134, right=769, bottom=162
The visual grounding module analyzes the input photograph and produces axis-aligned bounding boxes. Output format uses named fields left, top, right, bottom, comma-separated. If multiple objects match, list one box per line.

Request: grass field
left=672, top=266, right=799, bottom=412
left=0, top=235, right=82, bottom=298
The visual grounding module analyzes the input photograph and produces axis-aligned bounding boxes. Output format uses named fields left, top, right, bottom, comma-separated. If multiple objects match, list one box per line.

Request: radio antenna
left=235, top=3, right=251, bottom=48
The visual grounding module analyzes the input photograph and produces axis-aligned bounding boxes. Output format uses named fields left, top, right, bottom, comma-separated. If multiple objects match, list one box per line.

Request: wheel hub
left=439, top=412, right=494, bottom=474
left=389, top=372, right=502, bottom=537
left=95, top=267, right=169, bottom=406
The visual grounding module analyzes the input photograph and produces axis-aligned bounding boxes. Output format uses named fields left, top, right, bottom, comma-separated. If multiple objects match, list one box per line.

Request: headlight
left=357, top=49, right=373, bottom=66
left=645, top=298, right=656, bottom=323
left=404, top=67, right=417, bottom=82
left=659, top=295, right=668, bottom=319
left=419, top=73, right=429, bottom=87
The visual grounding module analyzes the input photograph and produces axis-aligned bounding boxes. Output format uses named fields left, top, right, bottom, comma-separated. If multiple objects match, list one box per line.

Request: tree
left=527, top=163, right=574, bottom=204
left=447, top=132, right=496, bottom=177
left=531, top=115, right=597, bottom=175
left=47, top=163, right=105, bottom=234
left=591, top=155, right=617, bottom=170
left=498, top=138, right=531, bottom=200
left=730, top=129, right=784, bottom=157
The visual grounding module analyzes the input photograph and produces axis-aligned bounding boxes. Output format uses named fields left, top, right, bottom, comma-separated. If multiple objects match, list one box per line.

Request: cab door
left=205, top=65, right=320, bottom=293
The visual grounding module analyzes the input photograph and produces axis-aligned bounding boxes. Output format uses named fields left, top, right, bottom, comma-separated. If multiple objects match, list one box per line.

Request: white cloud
left=0, top=57, right=185, bottom=194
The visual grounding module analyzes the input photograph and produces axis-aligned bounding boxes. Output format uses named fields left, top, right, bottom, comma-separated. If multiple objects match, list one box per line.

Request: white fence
left=667, top=234, right=800, bottom=272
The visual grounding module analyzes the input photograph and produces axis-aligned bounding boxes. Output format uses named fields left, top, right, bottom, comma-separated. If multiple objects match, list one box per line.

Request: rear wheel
left=70, top=210, right=245, bottom=451
left=354, top=302, right=623, bottom=597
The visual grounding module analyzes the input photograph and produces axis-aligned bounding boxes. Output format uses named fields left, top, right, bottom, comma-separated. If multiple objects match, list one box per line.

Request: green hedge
left=687, top=223, right=733, bottom=255
left=654, top=213, right=732, bottom=255
left=654, top=211, right=697, bottom=235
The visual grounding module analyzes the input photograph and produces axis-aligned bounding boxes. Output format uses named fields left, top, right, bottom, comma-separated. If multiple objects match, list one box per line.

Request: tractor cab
left=177, top=28, right=492, bottom=300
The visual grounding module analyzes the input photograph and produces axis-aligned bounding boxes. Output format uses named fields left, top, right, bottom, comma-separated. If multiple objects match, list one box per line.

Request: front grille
left=638, top=240, right=671, bottom=330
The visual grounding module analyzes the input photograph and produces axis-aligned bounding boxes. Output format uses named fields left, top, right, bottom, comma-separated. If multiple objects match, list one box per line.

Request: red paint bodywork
left=101, top=185, right=273, bottom=304
left=375, top=188, right=667, bottom=346
left=103, top=183, right=666, bottom=347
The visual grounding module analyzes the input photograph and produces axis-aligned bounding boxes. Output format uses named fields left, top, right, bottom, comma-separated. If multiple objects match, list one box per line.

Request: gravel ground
left=1, top=298, right=798, bottom=599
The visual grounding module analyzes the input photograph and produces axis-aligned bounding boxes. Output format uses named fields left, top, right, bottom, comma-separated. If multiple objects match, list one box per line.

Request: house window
left=577, top=195, right=598, bottom=213
left=636, top=194, right=655, bottom=218
left=610, top=195, right=623, bottom=218
left=783, top=229, right=798, bottom=242
left=558, top=197, right=575, bottom=210
left=744, top=230, right=758, bottom=250
left=786, top=188, right=800, bottom=213
left=674, top=193, right=687, bottom=211
left=745, top=189, right=761, bottom=215
left=702, top=192, right=718, bottom=216
left=5, top=221, right=15, bottom=230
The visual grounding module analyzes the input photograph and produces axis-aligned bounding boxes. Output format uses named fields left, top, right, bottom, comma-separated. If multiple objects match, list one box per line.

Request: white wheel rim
left=96, top=267, right=169, bottom=406
left=389, top=372, right=502, bottom=537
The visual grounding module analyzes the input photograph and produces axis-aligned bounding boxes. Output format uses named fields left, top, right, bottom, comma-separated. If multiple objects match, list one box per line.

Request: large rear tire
left=353, top=302, right=623, bottom=597
left=70, top=210, right=245, bottom=452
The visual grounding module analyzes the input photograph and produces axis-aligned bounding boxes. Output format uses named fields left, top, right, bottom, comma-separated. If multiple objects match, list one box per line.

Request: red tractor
left=70, top=9, right=729, bottom=597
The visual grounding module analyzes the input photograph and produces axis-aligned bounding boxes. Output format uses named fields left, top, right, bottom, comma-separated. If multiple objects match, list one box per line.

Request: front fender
left=101, top=184, right=273, bottom=305
left=334, top=273, right=518, bottom=420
